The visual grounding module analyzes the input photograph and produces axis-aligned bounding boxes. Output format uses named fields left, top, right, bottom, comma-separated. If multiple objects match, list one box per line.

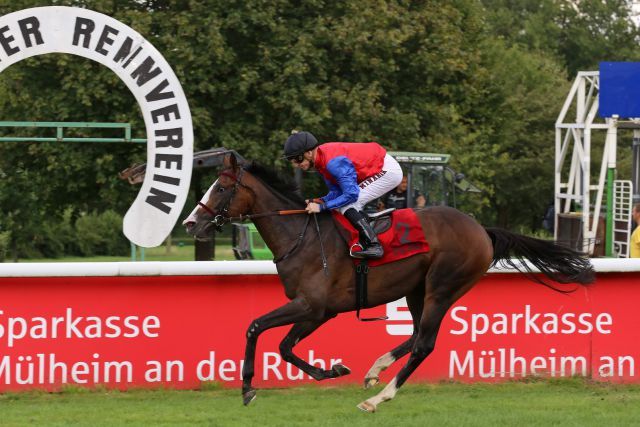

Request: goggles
left=286, top=154, right=305, bottom=164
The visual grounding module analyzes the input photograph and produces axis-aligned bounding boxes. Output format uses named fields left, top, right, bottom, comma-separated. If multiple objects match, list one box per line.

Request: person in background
left=631, top=203, right=640, bottom=258
left=381, top=176, right=408, bottom=209
left=542, top=201, right=555, bottom=234
left=378, top=177, right=426, bottom=210
left=283, top=131, right=403, bottom=259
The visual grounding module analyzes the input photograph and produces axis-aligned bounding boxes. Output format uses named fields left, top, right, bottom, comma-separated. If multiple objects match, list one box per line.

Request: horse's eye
left=218, top=187, right=225, bottom=193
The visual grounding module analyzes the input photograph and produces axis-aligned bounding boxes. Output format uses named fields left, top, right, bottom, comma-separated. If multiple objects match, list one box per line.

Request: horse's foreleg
left=241, top=297, right=318, bottom=405
left=279, top=318, right=351, bottom=380
left=364, top=288, right=425, bottom=389
left=358, top=295, right=450, bottom=413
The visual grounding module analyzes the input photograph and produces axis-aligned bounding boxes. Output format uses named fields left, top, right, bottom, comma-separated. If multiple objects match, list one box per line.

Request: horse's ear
left=223, top=153, right=238, bottom=169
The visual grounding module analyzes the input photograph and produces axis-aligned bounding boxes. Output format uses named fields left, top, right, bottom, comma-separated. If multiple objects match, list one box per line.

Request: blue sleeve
left=321, top=156, right=360, bottom=211
left=321, top=177, right=341, bottom=203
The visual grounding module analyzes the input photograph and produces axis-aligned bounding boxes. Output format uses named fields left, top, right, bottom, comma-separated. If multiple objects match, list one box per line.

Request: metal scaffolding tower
left=555, top=70, right=639, bottom=256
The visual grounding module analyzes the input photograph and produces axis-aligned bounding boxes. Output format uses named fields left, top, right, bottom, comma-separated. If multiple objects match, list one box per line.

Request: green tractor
left=232, top=151, right=480, bottom=260
left=380, top=151, right=479, bottom=209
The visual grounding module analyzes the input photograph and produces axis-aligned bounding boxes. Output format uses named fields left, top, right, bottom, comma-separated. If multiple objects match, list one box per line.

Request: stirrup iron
left=349, top=242, right=364, bottom=257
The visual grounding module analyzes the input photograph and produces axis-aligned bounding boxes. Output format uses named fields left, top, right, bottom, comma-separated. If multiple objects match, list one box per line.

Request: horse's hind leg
left=357, top=212, right=493, bottom=412
left=363, top=288, right=424, bottom=389
left=364, top=336, right=415, bottom=389
left=358, top=294, right=451, bottom=413
left=279, top=318, right=351, bottom=380
left=358, top=265, right=483, bottom=413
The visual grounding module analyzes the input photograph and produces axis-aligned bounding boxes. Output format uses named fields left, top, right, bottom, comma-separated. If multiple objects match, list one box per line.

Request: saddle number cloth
left=332, top=209, right=430, bottom=267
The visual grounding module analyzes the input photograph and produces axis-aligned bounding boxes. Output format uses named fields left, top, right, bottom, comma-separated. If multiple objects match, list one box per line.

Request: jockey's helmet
left=283, top=131, right=318, bottom=161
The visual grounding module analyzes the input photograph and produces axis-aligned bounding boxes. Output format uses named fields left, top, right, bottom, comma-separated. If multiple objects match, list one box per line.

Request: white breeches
left=338, top=154, right=403, bottom=214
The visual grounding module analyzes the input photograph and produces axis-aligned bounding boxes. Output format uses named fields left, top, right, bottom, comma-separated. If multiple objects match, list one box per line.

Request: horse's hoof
left=364, top=377, right=379, bottom=389
left=242, top=389, right=257, bottom=406
left=357, top=400, right=377, bottom=413
left=332, top=363, right=351, bottom=377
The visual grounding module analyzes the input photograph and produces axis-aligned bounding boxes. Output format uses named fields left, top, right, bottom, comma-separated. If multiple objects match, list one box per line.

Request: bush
left=32, top=209, right=77, bottom=258
left=75, top=210, right=129, bottom=256
left=0, top=231, right=9, bottom=262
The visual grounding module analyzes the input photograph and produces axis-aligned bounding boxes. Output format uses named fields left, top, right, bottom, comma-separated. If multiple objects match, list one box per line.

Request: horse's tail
left=485, top=227, right=595, bottom=291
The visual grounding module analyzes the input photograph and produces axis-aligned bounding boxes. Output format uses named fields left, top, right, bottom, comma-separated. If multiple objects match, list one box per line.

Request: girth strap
left=355, top=260, right=388, bottom=322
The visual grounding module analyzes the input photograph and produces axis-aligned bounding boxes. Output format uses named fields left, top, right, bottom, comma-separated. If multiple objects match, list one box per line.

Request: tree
left=0, top=0, right=633, bottom=258
left=481, top=0, right=640, bottom=76
left=453, top=39, right=569, bottom=228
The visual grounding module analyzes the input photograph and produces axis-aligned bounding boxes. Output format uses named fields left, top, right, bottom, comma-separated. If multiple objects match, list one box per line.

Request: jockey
left=283, top=131, right=403, bottom=259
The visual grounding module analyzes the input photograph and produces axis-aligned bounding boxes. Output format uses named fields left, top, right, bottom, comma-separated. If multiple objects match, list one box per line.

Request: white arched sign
left=0, top=6, right=193, bottom=247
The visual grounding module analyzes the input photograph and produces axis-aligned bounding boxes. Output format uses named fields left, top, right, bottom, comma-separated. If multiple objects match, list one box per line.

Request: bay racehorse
left=184, top=153, right=594, bottom=412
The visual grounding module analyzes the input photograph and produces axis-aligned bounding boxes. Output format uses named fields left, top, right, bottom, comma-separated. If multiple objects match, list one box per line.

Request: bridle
left=197, top=168, right=252, bottom=228
left=197, top=166, right=328, bottom=274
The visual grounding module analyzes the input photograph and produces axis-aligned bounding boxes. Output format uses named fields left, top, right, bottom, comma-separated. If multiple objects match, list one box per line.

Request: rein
left=272, top=214, right=311, bottom=264
left=212, top=208, right=308, bottom=226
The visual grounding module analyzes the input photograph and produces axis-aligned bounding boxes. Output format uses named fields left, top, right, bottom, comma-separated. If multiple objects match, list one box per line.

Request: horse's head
left=183, top=153, right=254, bottom=240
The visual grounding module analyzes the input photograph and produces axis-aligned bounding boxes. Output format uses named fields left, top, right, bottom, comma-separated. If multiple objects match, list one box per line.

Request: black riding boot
left=344, top=208, right=384, bottom=259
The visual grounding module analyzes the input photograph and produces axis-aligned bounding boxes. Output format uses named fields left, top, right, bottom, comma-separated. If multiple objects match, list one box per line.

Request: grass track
left=2, top=378, right=640, bottom=426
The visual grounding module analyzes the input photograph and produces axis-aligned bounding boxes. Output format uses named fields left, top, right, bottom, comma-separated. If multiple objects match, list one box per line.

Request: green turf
left=2, top=379, right=640, bottom=426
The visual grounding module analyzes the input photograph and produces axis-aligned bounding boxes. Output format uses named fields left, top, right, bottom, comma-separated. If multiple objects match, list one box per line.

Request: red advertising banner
left=0, top=262, right=638, bottom=391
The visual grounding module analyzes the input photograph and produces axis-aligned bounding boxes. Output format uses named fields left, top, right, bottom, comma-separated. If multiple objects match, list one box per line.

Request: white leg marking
left=369, top=377, right=398, bottom=405
left=365, top=352, right=395, bottom=379
left=358, top=378, right=398, bottom=412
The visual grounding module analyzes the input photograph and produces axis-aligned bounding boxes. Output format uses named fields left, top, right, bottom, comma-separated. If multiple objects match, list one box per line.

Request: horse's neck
left=249, top=191, right=308, bottom=258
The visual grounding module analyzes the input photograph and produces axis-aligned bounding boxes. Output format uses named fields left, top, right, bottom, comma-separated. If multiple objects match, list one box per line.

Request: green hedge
left=0, top=231, right=9, bottom=262
left=74, top=210, right=130, bottom=257
left=3, top=209, right=130, bottom=260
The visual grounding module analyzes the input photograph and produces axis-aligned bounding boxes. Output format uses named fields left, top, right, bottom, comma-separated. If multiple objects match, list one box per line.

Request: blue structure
left=599, top=62, right=640, bottom=118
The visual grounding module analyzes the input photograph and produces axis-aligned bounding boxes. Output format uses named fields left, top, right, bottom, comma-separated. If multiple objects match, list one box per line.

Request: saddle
left=332, top=208, right=429, bottom=267
left=366, top=208, right=394, bottom=235
left=331, top=208, right=431, bottom=321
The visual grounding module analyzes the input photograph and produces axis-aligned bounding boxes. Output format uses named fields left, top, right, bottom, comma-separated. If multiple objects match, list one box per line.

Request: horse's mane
left=243, top=162, right=305, bottom=206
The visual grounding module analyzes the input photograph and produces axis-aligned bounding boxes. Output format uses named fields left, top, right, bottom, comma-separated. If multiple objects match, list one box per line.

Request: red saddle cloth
left=332, top=209, right=430, bottom=267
